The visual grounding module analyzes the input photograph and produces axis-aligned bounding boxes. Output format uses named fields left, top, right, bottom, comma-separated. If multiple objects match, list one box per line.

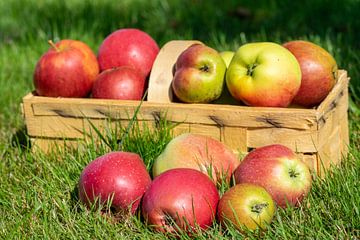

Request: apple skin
left=34, top=40, right=99, bottom=97
left=152, top=133, right=240, bottom=183
left=226, top=42, right=301, bottom=107
left=220, top=51, right=235, bottom=68
left=92, top=66, right=146, bottom=100
left=97, top=28, right=159, bottom=78
left=142, top=168, right=220, bottom=233
left=283, top=40, right=338, bottom=107
left=213, top=50, right=242, bottom=105
left=172, top=44, right=226, bottom=103
left=217, top=183, right=276, bottom=231
left=78, top=151, right=151, bottom=214
left=234, top=144, right=312, bottom=208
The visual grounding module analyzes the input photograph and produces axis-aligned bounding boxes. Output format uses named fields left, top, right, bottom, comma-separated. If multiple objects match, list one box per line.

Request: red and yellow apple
left=92, top=66, right=146, bottom=100
left=172, top=44, right=226, bottom=103
left=142, top=168, right=219, bottom=233
left=226, top=42, right=301, bottom=107
left=217, top=183, right=276, bottom=231
left=97, top=28, right=159, bottom=78
left=283, top=40, right=338, bottom=107
left=234, top=144, right=312, bottom=208
left=152, top=133, right=240, bottom=183
left=78, top=151, right=151, bottom=214
left=34, top=39, right=99, bottom=97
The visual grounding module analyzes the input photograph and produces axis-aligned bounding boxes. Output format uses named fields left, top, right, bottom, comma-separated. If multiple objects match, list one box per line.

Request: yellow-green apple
left=214, top=50, right=242, bottom=105
left=78, top=151, right=151, bottom=214
left=92, top=66, right=146, bottom=100
left=217, top=183, right=276, bottom=231
left=152, top=133, right=240, bottom=183
left=283, top=40, right=338, bottom=107
left=226, top=42, right=302, bottom=107
left=97, top=28, right=159, bottom=78
left=142, top=168, right=219, bottom=233
left=172, top=44, right=226, bottom=103
left=220, top=51, right=235, bottom=67
left=234, top=144, right=312, bottom=208
left=34, top=39, right=99, bottom=97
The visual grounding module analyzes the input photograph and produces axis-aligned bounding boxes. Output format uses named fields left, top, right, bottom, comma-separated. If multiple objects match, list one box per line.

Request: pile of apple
left=33, top=28, right=159, bottom=100
left=78, top=133, right=312, bottom=233
left=33, top=27, right=338, bottom=108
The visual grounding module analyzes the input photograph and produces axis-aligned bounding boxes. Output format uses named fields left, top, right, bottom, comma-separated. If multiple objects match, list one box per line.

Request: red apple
left=92, top=66, right=146, bottom=100
left=34, top=39, right=99, bottom=97
left=234, top=144, right=312, bottom=208
left=78, top=151, right=151, bottom=214
left=97, top=28, right=159, bottom=78
left=152, top=133, right=240, bottom=184
left=283, top=40, right=338, bottom=107
left=217, top=183, right=276, bottom=231
left=142, top=168, right=219, bottom=233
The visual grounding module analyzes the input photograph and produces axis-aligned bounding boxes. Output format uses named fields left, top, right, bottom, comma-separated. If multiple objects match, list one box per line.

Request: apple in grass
left=97, top=28, right=159, bottom=78
left=142, top=168, right=219, bottom=233
left=234, top=144, right=312, bottom=208
left=78, top=151, right=151, bottom=214
left=34, top=40, right=99, bottom=97
left=172, top=44, right=226, bottom=103
left=226, top=42, right=302, bottom=107
left=283, top=40, right=338, bottom=107
left=92, top=66, right=146, bottom=100
left=152, top=133, right=240, bottom=184
left=217, top=183, right=276, bottom=231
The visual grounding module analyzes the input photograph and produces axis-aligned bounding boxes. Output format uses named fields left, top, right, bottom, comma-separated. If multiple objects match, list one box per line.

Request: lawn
left=0, top=0, right=359, bottom=239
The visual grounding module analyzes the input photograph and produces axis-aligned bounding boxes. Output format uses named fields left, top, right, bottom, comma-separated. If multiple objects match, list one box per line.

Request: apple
left=97, top=28, right=159, bottom=78
left=226, top=42, right=301, bottom=107
left=152, top=133, right=240, bottom=183
left=92, top=66, right=146, bottom=100
left=217, top=183, right=276, bottom=231
left=283, top=40, right=338, bottom=107
left=234, top=144, right=312, bottom=208
left=78, top=151, right=151, bottom=214
left=213, top=50, right=241, bottom=105
left=142, top=168, right=219, bottom=233
left=220, top=51, right=235, bottom=68
left=172, top=44, right=226, bottom=103
left=34, top=39, right=99, bottom=97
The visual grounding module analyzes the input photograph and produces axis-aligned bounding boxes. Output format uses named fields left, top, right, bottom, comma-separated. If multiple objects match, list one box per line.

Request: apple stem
left=48, top=40, right=60, bottom=52
left=247, top=63, right=258, bottom=76
left=199, top=65, right=210, bottom=72
left=251, top=203, right=268, bottom=214
left=289, top=169, right=300, bottom=178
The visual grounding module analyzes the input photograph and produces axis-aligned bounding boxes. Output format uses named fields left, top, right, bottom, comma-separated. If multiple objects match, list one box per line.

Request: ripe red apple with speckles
left=34, top=39, right=99, bottom=97
left=78, top=151, right=151, bottom=214
left=142, top=168, right=219, bottom=233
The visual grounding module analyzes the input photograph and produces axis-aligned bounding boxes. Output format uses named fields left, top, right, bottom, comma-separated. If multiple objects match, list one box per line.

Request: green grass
left=1, top=0, right=360, bottom=239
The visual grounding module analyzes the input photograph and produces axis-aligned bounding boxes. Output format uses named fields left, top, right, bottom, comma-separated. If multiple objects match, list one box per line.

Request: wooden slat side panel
left=247, top=127, right=318, bottom=152
left=316, top=70, right=349, bottom=128
left=317, top=126, right=341, bottom=176
left=188, top=124, right=221, bottom=140
left=30, top=101, right=317, bottom=130
left=222, top=127, right=247, bottom=153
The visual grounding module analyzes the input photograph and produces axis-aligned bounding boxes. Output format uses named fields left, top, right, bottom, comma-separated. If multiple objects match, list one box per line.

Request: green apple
left=172, top=44, right=226, bottom=103
left=220, top=51, right=235, bottom=68
left=226, top=42, right=302, bottom=107
left=217, top=183, right=276, bottom=231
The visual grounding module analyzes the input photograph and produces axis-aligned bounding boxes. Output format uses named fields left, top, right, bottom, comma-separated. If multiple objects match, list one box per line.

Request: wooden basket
left=21, top=41, right=350, bottom=176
